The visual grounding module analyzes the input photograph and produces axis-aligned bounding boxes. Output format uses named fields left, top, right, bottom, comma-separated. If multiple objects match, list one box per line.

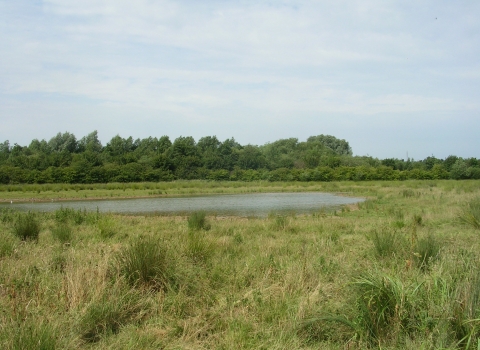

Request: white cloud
left=0, top=0, right=479, bottom=158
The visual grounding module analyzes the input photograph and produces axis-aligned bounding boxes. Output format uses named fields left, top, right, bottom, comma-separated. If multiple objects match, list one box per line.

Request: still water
left=1, top=192, right=363, bottom=216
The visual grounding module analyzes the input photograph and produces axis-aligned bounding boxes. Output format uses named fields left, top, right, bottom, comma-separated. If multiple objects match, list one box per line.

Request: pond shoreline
left=0, top=190, right=360, bottom=204
left=0, top=192, right=365, bottom=216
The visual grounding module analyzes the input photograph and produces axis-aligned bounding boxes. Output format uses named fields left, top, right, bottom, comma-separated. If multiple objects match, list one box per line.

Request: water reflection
left=1, top=192, right=364, bottom=216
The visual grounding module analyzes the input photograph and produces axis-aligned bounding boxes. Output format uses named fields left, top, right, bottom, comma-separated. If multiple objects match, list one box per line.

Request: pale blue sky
left=1, top=0, right=479, bottom=160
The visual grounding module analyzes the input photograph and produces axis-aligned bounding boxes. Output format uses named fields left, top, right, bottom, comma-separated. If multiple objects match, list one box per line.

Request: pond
left=0, top=192, right=364, bottom=217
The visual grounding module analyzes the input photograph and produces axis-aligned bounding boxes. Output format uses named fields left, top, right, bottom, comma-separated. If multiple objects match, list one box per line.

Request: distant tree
left=237, top=145, right=266, bottom=170
left=450, top=159, right=468, bottom=180
left=105, top=135, right=136, bottom=163
left=307, top=135, right=352, bottom=156
left=381, top=158, right=396, bottom=169
left=78, top=131, right=103, bottom=153
left=423, top=156, right=442, bottom=170
left=443, top=155, right=459, bottom=172
left=48, top=132, right=78, bottom=153
left=157, top=136, right=172, bottom=154
left=0, top=141, right=10, bottom=164
left=261, top=138, right=298, bottom=169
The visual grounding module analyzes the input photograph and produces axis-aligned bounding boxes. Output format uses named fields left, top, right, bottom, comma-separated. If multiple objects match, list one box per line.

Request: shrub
left=187, top=211, right=211, bottom=231
left=115, top=237, right=170, bottom=289
left=13, top=212, right=40, bottom=241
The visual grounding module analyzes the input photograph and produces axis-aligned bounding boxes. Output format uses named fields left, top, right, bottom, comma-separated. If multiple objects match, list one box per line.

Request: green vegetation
left=12, top=211, right=40, bottom=241
left=459, top=197, right=480, bottom=229
left=0, top=131, right=479, bottom=185
left=0, top=180, right=479, bottom=349
left=115, top=236, right=170, bottom=290
left=187, top=211, right=211, bottom=231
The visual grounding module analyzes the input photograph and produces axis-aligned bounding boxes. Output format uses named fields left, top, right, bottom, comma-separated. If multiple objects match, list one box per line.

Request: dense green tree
left=237, top=145, right=266, bottom=170
left=306, top=135, right=352, bottom=156
left=0, top=141, right=10, bottom=164
left=450, top=159, right=468, bottom=180
left=261, top=138, right=298, bottom=169
left=158, top=136, right=172, bottom=153
left=78, top=131, right=103, bottom=153
left=48, top=132, right=78, bottom=153
left=443, top=155, right=459, bottom=172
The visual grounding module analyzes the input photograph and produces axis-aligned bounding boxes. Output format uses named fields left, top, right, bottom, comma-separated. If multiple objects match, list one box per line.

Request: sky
left=0, top=0, right=479, bottom=160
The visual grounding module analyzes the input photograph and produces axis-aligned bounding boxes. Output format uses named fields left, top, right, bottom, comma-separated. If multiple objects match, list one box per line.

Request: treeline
left=0, top=131, right=478, bottom=184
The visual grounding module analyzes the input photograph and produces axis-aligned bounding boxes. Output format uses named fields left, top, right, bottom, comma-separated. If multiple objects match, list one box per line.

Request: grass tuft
left=13, top=212, right=40, bottom=241
left=51, top=223, right=73, bottom=244
left=370, top=229, right=403, bottom=258
left=10, top=321, right=57, bottom=350
left=187, top=211, right=211, bottom=231
left=458, top=197, right=480, bottom=229
left=79, top=287, right=147, bottom=343
left=354, top=271, right=409, bottom=344
left=115, top=236, right=170, bottom=289
left=413, top=234, right=440, bottom=271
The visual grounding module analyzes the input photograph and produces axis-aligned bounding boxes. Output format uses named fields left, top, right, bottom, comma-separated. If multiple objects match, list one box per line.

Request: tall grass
left=0, top=180, right=479, bottom=349
left=0, top=231, right=15, bottom=258
left=115, top=236, right=170, bottom=289
left=51, top=223, right=73, bottom=244
left=187, top=211, right=211, bottom=231
left=413, top=234, right=440, bottom=271
left=459, top=197, right=480, bottom=229
left=79, top=286, right=148, bottom=343
left=370, top=229, right=404, bottom=258
left=12, top=211, right=40, bottom=241
left=354, top=271, right=410, bottom=344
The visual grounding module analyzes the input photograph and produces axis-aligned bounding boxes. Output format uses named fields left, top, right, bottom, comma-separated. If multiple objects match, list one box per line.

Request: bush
left=187, top=211, right=211, bottom=231
left=13, top=212, right=40, bottom=241
left=115, top=236, right=170, bottom=289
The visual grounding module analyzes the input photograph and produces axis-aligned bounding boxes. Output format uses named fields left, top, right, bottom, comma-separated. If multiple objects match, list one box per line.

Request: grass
left=0, top=179, right=478, bottom=349
left=187, top=211, right=211, bottom=231
left=114, top=236, right=171, bottom=289
left=458, top=196, right=480, bottom=229
left=51, top=223, right=73, bottom=244
left=12, top=211, right=40, bottom=241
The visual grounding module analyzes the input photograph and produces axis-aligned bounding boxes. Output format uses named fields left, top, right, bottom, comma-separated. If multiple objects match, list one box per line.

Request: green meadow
left=0, top=180, right=480, bottom=349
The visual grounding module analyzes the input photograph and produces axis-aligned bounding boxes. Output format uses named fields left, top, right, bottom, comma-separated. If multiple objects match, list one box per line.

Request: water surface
left=1, top=192, right=363, bottom=216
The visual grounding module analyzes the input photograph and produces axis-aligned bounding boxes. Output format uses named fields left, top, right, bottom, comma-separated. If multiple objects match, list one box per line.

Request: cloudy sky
left=0, top=0, right=478, bottom=160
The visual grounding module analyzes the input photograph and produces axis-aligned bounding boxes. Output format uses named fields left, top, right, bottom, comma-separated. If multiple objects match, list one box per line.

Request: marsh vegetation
left=0, top=180, right=479, bottom=348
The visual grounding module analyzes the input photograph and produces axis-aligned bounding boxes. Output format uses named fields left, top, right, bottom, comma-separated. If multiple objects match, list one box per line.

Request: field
left=0, top=180, right=480, bottom=349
